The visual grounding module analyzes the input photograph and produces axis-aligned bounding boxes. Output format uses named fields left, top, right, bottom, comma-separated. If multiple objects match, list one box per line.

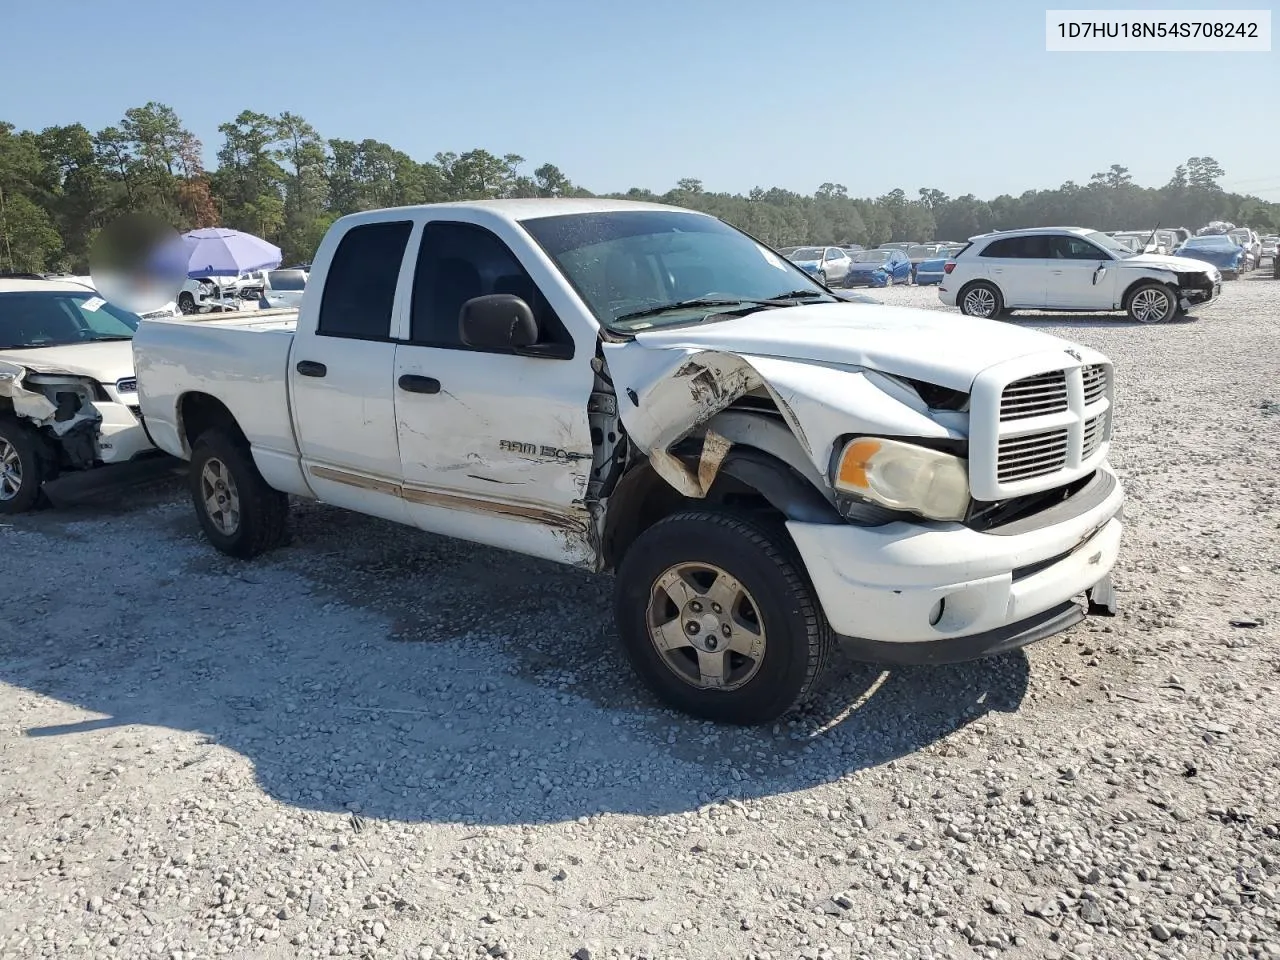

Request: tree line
left=2, top=101, right=1277, bottom=273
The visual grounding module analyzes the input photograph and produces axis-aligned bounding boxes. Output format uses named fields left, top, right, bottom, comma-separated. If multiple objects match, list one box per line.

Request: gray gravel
left=2, top=273, right=1278, bottom=960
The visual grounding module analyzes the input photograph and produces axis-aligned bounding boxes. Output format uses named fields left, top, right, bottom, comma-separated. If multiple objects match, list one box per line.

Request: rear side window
left=409, top=221, right=571, bottom=352
left=268, top=269, right=307, bottom=291
left=979, top=236, right=1048, bottom=258
left=317, top=221, right=412, bottom=339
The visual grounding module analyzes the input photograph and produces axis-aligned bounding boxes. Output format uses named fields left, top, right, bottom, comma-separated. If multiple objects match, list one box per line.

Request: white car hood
left=1121, top=252, right=1219, bottom=273
left=0, top=340, right=135, bottom=384
left=603, top=302, right=1098, bottom=487
left=621, top=303, right=1066, bottom=392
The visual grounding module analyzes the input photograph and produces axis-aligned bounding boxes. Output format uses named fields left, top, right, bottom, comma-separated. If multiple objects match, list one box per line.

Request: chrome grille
left=1082, top=364, right=1107, bottom=405
left=997, top=429, right=1069, bottom=483
left=116, top=377, right=137, bottom=394
left=999, top=371, right=1068, bottom=421
left=1082, top=411, right=1107, bottom=458
left=971, top=358, right=1115, bottom=500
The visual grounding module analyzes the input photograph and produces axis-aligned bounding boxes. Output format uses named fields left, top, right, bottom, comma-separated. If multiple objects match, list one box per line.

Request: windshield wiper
left=88, top=335, right=134, bottom=341
left=766, top=290, right=831, bottom=302
left=614, top=297, right=778, bottom=324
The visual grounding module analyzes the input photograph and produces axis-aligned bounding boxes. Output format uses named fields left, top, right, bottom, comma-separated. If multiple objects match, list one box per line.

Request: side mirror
left=459, top=294, right=538, bottom=350
left=1093, top=265, right=1107, bottom=285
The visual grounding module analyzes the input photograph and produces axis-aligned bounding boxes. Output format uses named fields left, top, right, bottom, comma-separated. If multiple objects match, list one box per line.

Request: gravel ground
left=2, top=272, right=1278, bottom=960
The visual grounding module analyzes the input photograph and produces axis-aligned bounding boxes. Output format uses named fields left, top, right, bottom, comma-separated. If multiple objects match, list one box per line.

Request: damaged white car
left=0, top=278, right=155, bottom=512
left=133, top=200, right=1124, bottom=723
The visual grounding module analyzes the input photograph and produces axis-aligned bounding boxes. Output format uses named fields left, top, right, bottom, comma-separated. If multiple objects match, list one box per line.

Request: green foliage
left=3, top=103, right=1278, bottom=273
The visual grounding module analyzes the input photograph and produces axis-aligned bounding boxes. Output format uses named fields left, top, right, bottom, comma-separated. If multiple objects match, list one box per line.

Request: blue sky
left=3, top=0, right=1276, bottom=199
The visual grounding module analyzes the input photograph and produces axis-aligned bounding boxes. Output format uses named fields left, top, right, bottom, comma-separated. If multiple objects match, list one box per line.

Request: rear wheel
left=189, top=429, right=289, bottom=558
left=177, top=293, right=196, bottom=315
left=0, top=418, right=47, bottom=514
left=1126, top=282, right=1177, bottom=323
left=614, top=510, right=832, bottom=724
left=959, top=281, right=1003, bottom=318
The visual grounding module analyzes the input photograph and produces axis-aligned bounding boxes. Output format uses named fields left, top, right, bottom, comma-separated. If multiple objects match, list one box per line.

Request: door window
left=409, top=221, right=571, bottom=353
left=1047, top=235, right=1107, bottom=260
left=317, top=221, right=412, bottom=339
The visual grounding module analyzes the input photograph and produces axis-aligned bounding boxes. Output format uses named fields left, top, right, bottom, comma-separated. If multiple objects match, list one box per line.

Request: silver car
left=786, top=246, right=853, bottom=285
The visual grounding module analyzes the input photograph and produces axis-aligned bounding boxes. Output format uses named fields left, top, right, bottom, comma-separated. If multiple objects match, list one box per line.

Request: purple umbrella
left=182, top=227, right=282, bottom=278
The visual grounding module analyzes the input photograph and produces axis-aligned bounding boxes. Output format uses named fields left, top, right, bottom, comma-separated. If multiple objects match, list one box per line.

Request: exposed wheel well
left=600, top=445, right=841, bottom=572
left=178, top=392, right=246, bottom=454
left=1121, top=277, right=1175, bottom=309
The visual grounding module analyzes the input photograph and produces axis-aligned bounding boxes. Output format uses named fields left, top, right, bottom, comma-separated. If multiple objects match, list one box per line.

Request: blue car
left=913, top=255, right=951, bottom=285
left=843, top=249, right=912, bottom=287
left=1173, top=235, right=1246, bottom=279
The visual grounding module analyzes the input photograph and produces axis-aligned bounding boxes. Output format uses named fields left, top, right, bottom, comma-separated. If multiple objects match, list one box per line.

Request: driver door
left=392, top=218, right=599, bottom=566
left=1043, top=234, right=1116, bottom=309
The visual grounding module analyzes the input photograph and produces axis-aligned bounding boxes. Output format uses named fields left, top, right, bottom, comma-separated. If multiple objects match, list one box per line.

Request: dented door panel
left=393, top=343, right=598, bottom=566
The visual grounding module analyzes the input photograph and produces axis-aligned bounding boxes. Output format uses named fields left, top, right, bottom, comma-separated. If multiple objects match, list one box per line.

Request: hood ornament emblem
left=1065, top=348, right=1082, bottom=361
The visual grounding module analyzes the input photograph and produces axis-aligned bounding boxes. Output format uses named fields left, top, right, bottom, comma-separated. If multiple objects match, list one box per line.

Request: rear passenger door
left=392, top=218, right=598, bottom=566
left=977, top=235, right=1050, bottom=308
left=289, top=219, right=412, bottom=525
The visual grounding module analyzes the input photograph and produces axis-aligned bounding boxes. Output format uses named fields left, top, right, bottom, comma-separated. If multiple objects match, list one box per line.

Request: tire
left=0, top=417, right=48, bottom=514
left=959, top=280, right=1003, bottom=319
left=178, top=293, right=196, bottom=315
left=189, top=428, right=289, bottom=558
left=613, top=509, right=833, bottom=724
left=1126, top=281, right=1177, bottom=324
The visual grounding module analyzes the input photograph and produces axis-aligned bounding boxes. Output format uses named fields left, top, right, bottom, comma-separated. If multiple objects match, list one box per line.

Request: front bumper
left=93, top=400, right=155, bottom=464
left=786, top=463, right=1124, bottom=658
left=845, top=272, right=887, bottom=288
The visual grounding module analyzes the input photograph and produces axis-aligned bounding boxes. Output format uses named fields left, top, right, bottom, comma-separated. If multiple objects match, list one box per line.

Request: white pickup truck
left=134, top=199, right=1124, bottom=723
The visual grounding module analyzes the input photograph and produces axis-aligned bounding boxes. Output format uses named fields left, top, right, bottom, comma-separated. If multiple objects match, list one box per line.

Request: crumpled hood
left=624, top=302, right=1071, bottom=392
left=603, top=301, right=1098, bottom=486
left=0, top=340, right=135, bottom=385
left=1122, top=252, right=1220, bottom=273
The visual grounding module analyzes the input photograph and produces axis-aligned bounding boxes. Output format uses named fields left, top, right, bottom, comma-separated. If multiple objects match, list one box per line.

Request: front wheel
left=959, top=281, right=1003, bottom=318
left=189, top=429, right=290, bottom=558
left=0, top=418, right=48, bottom=514
left=614, top=510, right=832, bottom=724
left=1126, top=282, right=1177, bottom=323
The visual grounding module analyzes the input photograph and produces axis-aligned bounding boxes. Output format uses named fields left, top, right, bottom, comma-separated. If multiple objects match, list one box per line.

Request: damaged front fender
left=0, top=360, right=103, bottom=465
left=601, top=344, right=963, bottom=499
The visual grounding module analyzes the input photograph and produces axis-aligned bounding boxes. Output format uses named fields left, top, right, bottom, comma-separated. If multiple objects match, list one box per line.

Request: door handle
left=295, top=360, right=327, bottom=377
left=1051, top=270, right=1064, bottom=274
left=398, top=374, right=441, bottom=395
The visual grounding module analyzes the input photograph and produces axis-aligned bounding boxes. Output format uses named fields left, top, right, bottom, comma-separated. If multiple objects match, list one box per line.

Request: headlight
left=833, top=437, right=969, bottom=521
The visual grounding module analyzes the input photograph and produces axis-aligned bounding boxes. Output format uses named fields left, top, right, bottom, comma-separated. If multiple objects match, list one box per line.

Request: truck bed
left=133, top=315, right=300, bottom=466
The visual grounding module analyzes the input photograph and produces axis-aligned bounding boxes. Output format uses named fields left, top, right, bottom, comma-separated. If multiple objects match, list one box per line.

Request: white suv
left=939, top=227, right=1222, bottom=324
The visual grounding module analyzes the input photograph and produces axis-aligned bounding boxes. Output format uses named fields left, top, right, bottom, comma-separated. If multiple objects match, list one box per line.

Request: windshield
left=1084, top=231, right=1138, bottom=257
left=1184, top=237, right=1232, bottom=248
left=0, top=290, right=140, bottom=349
left=854, top=250, right=892, bottom=263
left=789, top=247, right=824, bottom=261
left=522, top=211, right=833, bottom=333
left=906, top=245, right=934, bottom=259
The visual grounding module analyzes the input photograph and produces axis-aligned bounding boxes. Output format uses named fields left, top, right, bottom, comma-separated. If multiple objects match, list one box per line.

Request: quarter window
left=317, top=221, right=412, bottom=339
